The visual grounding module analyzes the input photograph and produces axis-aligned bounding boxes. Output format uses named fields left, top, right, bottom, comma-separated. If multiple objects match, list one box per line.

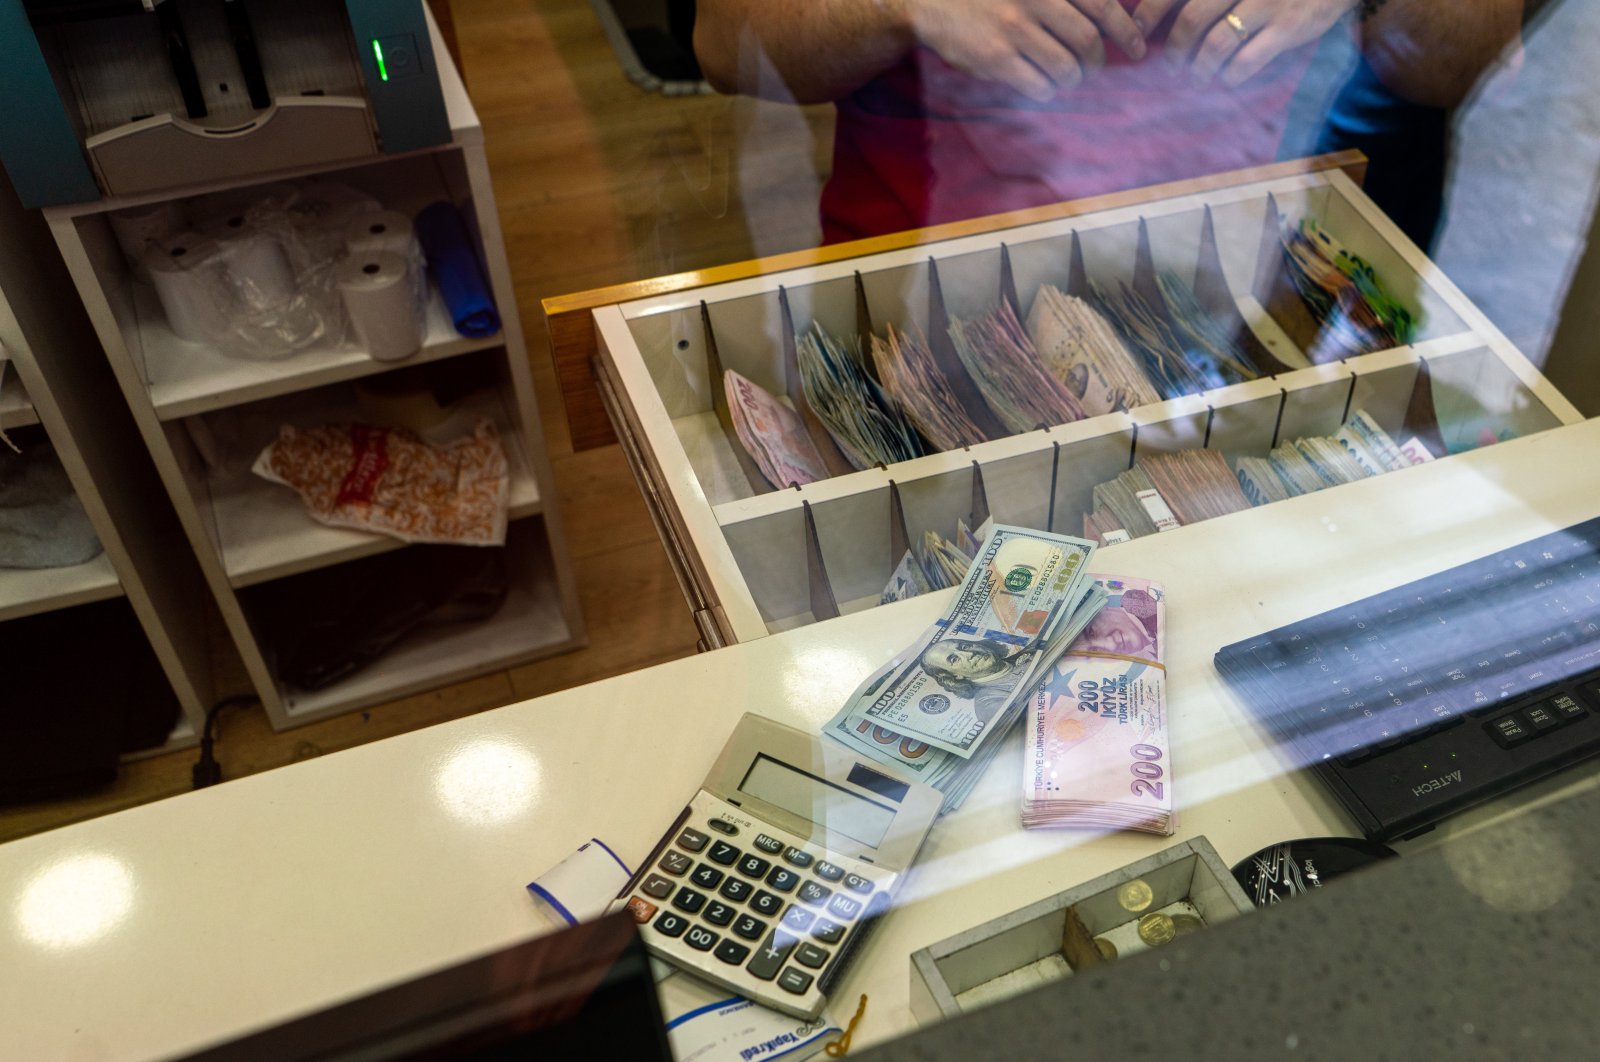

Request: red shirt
left=820, top=6, right=1315, bottom=242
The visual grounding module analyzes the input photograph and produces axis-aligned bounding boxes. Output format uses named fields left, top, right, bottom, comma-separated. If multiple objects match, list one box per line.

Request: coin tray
left=908, top=836, right=1253, bottom=1023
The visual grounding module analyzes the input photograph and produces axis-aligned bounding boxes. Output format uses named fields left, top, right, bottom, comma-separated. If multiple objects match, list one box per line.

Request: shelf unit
left=42, top=11, right=583, bottom=729
left=549, top=155, right=1582, bottom=648
left=1, top=223, right=218, bottom=756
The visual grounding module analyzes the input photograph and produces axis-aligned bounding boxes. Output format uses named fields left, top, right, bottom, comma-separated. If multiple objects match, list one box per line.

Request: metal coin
left=1094, top=937, right=1118, bottom=960
left=1117, top=880, right=1154, bottom=913
left=1171, top=914, right=1204, bottom=936
left=1137, top=912, right=1176, bottom=946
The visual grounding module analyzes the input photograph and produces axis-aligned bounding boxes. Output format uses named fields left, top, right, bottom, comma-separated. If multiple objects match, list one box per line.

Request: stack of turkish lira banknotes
left=1233, top=409, right=1436, bottom=506
left=1083, top=449, right=1252, bottom=543
left=825, top=526, right=1108, bottom=813
left=1280, top=218, right=1416, bottom=362
left=880, top=516, right=995, bottom=604
left=1023, top=575, right=1173, bottom=835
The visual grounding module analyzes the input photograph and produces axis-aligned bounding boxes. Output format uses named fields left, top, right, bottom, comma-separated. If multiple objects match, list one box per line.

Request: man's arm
left=1358, top=0, right=1523, bottom=108
left=694, top=0, right=1147, bottom=105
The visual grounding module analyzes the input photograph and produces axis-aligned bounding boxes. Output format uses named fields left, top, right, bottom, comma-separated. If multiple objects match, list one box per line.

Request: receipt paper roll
left=344, top=210, right=419, bottom=260
left=337, top=252, right=422, bottom=361
left=526, top=839, right=634, bottom=926
left=414, top=201, right=500, bottom=338
left=204, top=218, right=298, bottom=309
left=111, top=200, right=186, bottom=282
left=145, top=234, right=233, bottom=342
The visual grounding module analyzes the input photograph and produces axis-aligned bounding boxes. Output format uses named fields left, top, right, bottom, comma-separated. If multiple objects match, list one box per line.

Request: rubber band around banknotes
left=824, top=994, right=868, bottom=1057
left=1067, top=650, right=1166, bottom=672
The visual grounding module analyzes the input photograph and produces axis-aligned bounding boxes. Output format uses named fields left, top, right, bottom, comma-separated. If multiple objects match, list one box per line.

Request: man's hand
left=901, top=0, right=1148, bottom=101
left=1132, top=0, right=1357, bottom=86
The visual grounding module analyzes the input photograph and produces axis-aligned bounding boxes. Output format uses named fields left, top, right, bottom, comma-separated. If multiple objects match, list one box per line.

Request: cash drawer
left=547, top=154, right=1580, bottom=647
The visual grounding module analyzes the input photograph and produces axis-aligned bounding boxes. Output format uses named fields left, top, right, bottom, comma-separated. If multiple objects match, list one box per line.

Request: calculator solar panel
left=1216, top=517, right=1600, bottom=841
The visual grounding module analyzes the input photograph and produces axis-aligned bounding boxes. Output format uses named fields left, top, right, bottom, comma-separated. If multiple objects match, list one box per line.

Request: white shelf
left=275, top=525, right=571, bottom=724
left=202, top=385, right=541, bottom=588
left=0, top=369, right=37, bottom=429
left=135, top=283, right=502, bottom=421
left=0, top=553, right=122, bottom=624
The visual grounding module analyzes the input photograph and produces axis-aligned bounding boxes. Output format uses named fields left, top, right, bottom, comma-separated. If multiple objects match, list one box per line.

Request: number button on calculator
left=703, top=901, right=736, bottom=927
left=707, top=842, right=740, bottom=866
left=690, top=863, right=724, bottom=889
left=685, top=925, right=719, bottom=952
left=719, top=877, right=753, bottom=902
left=655, top=912, right=690, bottom=937
left=672, top=888, right=706, bottom=914
left=765, top=867, right=800, bottom=892
left=749, top=890, right=784, bottom=917
left=737, top=854, right=771, bottom=878
left=732, top=914, right=767, bottom=940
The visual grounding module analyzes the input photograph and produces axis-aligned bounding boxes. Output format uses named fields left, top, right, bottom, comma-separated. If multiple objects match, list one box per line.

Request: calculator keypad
left=626, top=798, right=897, bottom=1014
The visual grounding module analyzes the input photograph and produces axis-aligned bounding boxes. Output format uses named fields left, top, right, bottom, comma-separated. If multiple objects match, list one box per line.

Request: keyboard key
left=798, top=881, right=832, bottom=906
left=750, top=890, right=784, bottom=917
left=714, top=939, right=750, bottom=965
left=707, top=819, right=739, bottom=835
left=783, top=847, right=814, bottom=868
left=746, top=931, right=797, bottom=981
left=654, top=911, right=689, bottom=938
left=659, top=850, right=692, bottom=876
left=1487, top=715, right=1534, bottom=749
left=1551, top=693, right=1588, bottom=720
left=826, top=894, right=863, bottom=920
left=737, top=854, right=771, bottom=879
left=814, top=861, right=846, bottom=882
left=719, top=878, right=753, bottom=903
left=732, top=914, right=767, bottom=941
left=625, top=896, right=657, bottom=924
left=766, top=867, right=801, bottom=893
left=753, top=834, right=785, bottom=855
left=703, top=901, right=736, bottom=927
left=781, top=905, right=814, bottom=933
left=777, top=967, right=814, bottom=995
left=843, top=873, right=874, bottom=895
left=685, top=925, right=719, bottom=952
left=690, top=863, right=725, bottom=890
left=707, top=842, right=741, bottom=866
left=672, top=887, right=707, bottom=914
left=810, top=918, right=845, bottom=945
left=794, top=942, right=831, bottom=969
left=641, top=874, right=674, bottom=900
left=677, top=828, right=709, bottom=852
left=1523, top=702, right=1561, bottom=731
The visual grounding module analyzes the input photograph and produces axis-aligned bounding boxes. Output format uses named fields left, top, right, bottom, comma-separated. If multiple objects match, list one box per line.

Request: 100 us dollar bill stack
left=1024, top=575, right=1173, bottom=835
left=824, top=526, right=1108, bottom=812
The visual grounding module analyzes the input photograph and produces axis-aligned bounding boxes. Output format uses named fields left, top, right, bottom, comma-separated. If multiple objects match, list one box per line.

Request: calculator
left=610, top=713, right=942, bottom=1020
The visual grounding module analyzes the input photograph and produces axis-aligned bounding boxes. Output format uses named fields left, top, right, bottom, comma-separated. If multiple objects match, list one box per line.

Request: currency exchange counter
left=4, top=412, right=1600, bottom=1058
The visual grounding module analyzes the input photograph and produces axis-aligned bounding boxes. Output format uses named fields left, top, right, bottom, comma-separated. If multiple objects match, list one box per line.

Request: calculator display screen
left=737, top=754, right=895, bottom=847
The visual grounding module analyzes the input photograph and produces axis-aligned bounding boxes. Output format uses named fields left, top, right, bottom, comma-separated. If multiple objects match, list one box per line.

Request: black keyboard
left=1215, top=517, right=1600, bottom=841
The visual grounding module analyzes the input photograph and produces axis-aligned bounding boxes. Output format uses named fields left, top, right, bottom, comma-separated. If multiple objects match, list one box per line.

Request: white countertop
left=5, top=417, right=1600, bottom=1060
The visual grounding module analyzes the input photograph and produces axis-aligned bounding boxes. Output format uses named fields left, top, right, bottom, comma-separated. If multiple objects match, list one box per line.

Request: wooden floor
left=0, top=0, right=835, bottom=845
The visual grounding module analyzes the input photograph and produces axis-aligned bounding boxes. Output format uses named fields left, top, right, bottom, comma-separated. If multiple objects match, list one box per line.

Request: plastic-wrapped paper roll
left=200, top=217, right=298, bottom=309
left=337, top=252, right=422, bottom=361
left=344, top=210, right=418, bottom=260
left=145, top=234, right=233, bottom=343
left=110, top=200, right=186, bottom=282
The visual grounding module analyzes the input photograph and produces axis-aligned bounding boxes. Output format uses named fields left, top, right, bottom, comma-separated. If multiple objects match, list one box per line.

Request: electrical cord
left=191, top=694, right=259, bottom=790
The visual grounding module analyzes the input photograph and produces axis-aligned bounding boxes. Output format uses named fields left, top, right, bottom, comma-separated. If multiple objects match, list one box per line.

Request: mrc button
left=1487, top=714, right=1534, bottom=749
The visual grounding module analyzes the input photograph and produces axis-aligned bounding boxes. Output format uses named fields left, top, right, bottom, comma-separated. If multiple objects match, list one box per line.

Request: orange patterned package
left=253, top=418, right=509, bottom=545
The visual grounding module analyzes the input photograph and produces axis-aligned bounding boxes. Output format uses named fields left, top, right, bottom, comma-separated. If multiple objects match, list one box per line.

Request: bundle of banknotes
left=1027, top=285, right=1162, bottom=415
left=1024, top=575, right=1172, bottom=835
left=724, top=369, right=828, bottom=488
left=948, top=301, right=1086, bottom=434
left=1083, top=449, right=1252, bottom=542
left=870, top=323, right=988, bottom=451
left=1280, top=217, right=1416, bottom=362
left=826, top=526, right=1108, bottom=812
left=797, top=324, right=925, bottom=469
left=1233, top=409, right=1436, bottom=505
left=881, top=516, right=996, bottom=604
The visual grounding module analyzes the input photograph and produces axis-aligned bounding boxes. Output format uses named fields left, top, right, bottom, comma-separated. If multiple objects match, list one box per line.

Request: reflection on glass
left=434, top=740, right=542, bottom=826
left=16, top=852, right=135, bottom=950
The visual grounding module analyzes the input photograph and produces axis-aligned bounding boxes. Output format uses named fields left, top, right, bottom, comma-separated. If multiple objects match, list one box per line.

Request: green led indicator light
left=373, top=40, right=389, bottom=82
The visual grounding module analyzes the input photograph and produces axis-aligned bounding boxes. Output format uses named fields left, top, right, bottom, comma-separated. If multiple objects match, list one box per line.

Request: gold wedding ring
left=1225, top=12, right=1251, bottom=41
